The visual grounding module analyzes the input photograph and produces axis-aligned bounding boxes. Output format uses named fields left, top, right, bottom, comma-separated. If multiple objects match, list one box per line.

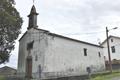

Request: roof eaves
left=19, top=27, right=103, bottom=48
left=19, top=31, right=28, bottom=41
left=100, top=35, right=120, bottom=45
left=48, top=33, right=103, bottom=48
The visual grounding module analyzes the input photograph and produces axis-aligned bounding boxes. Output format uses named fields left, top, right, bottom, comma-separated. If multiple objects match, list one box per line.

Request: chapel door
left=26, top=56, right=32, bottom=79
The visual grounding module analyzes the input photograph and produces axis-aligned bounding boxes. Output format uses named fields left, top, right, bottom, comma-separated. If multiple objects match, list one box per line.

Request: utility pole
left=106, top=27, right=112, bottom=73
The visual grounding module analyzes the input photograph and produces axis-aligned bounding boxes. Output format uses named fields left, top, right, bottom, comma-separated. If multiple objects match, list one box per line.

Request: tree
left=0, top=0, right=23, bottom=64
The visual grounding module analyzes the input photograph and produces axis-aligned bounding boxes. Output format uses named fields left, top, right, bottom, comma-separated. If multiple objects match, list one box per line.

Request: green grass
left=91, top=70, right=120, bottom=80
left=0, top=76, right=5, bottom=80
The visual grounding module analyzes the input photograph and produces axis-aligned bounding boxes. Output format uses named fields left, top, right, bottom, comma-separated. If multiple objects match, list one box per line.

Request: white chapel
left=17, top=5, right=105, bottom=80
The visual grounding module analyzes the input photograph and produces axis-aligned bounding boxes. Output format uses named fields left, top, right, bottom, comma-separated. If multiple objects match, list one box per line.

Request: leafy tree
left=0, top=0, right=23, bottom=64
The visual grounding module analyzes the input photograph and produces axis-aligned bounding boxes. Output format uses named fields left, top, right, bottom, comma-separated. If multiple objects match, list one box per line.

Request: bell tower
left=27, top=5, right=38, bottom=30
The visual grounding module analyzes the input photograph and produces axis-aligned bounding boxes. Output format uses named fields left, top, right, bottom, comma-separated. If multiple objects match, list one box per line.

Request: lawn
left=91, top=70, right=120, bottom=80
left=0, top=76, right=5, bottom=80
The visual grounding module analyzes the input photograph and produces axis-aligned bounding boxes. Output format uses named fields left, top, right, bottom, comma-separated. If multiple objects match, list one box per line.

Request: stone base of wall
left=42, top=75, right=89, bottom=80
left=5, top=75, right=89, bottom=80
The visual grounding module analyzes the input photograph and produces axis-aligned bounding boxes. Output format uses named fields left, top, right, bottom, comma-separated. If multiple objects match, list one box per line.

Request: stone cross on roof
left=33, top=0, right=35, bottom=4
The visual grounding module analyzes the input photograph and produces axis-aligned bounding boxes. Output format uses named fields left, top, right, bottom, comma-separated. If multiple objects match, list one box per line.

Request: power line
left=20, top=30, right=105, bottom=36
left=61, top=31, right=105, bottom=35
left=19, top=24, right=120, bottom=36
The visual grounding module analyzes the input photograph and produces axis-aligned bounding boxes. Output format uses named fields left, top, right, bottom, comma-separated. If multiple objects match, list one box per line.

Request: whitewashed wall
left=18, top=28, right=105, bottom=79
left=102, top=37, right=120, bottom=60
left=42, top=34, right=105, bottom=79
left=17, top=28, right=48, bottom=78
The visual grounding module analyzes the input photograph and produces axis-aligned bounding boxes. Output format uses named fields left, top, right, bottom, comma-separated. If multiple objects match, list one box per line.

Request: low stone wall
left=112, top=64, right=120, bottom=70
left=106, top=64, right=120, bottom=70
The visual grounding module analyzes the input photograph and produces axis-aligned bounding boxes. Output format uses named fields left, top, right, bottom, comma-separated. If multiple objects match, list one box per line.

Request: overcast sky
left=1, top=0, right=120, bottom=68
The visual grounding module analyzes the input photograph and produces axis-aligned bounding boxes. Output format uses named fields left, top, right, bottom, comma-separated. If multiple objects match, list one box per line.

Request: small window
left=111, top=46, right=115, bottom=53
left=84, top=48, right=87, bottom=56
left=98, top=52, right=101, bottom=57
left=27, top=41, right=34, bottom=50
left=35, top=55, right=38, bottom=61
left=111, top=39, right=113, bottom=42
